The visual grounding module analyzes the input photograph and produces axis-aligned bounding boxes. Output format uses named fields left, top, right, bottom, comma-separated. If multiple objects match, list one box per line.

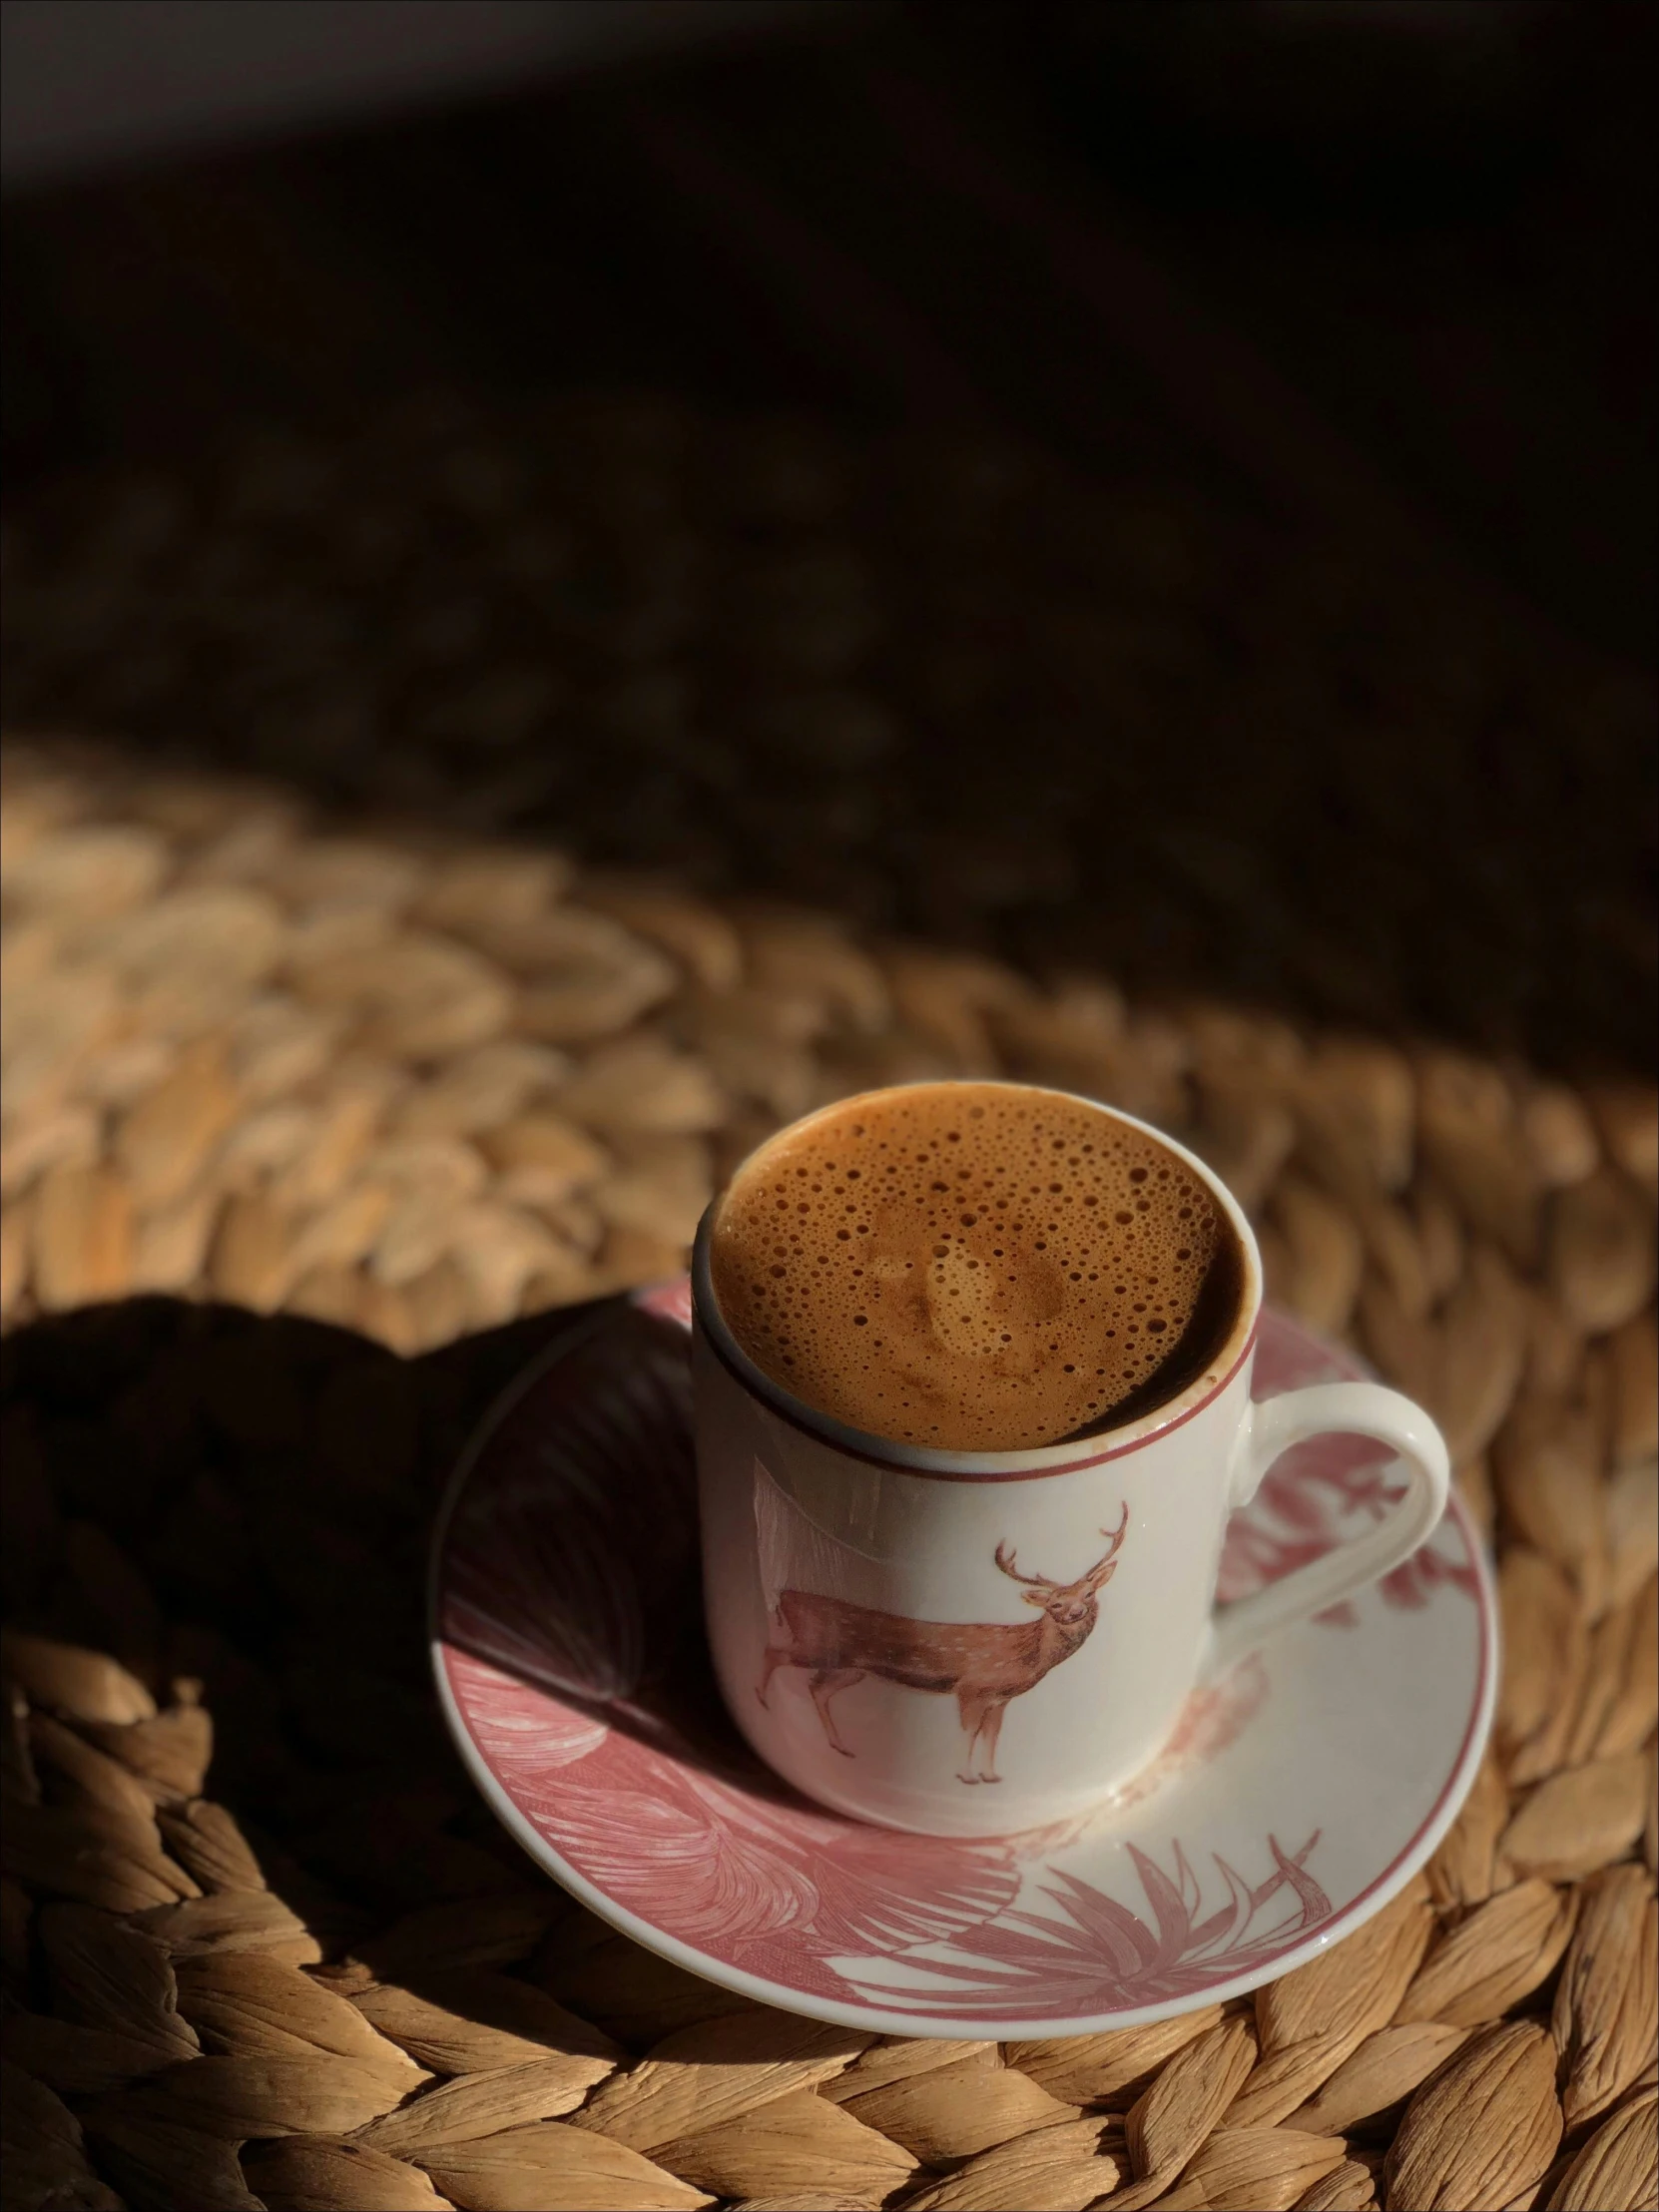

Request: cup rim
left=692, top=1080, right=1263, bottom=1480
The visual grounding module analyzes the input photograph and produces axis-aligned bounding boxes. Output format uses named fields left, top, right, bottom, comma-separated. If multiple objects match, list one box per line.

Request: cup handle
left=1202, top=1382, right=1451, bottom=1680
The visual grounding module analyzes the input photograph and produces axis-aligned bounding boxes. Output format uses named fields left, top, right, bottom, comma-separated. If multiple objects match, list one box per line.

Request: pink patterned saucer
left=430, top=1284, right=1494, bottom=2038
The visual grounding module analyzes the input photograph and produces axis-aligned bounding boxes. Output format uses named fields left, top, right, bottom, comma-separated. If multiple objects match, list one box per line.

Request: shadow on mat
left=2, top=1295, right=661, bottom=1956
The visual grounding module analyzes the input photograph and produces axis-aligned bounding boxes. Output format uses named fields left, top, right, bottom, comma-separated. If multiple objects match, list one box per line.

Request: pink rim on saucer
left=430, top=1282, right=1495, bottom=2039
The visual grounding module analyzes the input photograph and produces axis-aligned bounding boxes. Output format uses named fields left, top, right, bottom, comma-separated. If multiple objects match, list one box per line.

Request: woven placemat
left=4, top=397, right=1654, bottom=1073
left=2, top=744, right=1655, bottom=2212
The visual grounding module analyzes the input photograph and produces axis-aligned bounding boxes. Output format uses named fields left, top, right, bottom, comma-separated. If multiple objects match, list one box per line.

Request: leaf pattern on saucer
left=450, top=1645, right=1020, bottom=1995
left=839, top=1832, right=1331, bottom=2017
left=445, top=1311, right=701, bottom=1721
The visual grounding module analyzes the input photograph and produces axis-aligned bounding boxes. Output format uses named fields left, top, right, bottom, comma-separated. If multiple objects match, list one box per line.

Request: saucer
left=431, top=1283, right=1494, bottom=2038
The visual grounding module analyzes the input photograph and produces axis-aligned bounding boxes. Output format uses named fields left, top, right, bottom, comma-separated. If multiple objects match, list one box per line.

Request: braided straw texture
left=2, top=744, right=1654, bottom=2212
left=4, top=398, right=1653, bottom=1073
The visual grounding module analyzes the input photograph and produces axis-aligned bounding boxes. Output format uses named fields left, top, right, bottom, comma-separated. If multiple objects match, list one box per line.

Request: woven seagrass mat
left=3, top=394, right=1655, bottom=1074
left=3, top=737, right=1655, bottom=2212
left=2, top=397, right=1657, bottom=2210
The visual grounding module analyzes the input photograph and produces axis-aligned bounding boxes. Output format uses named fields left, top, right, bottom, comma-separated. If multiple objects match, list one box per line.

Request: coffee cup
left=692, top=1081, right=1449, bottom=1836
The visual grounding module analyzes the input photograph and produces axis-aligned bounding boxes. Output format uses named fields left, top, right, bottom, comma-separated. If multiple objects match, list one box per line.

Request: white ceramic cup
left=692, top=1083, right=1450, bottom=1837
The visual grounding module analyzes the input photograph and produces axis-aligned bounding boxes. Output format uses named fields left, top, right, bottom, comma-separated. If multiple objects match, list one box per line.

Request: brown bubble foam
left=708, top=1082, right=1240, bottom=1452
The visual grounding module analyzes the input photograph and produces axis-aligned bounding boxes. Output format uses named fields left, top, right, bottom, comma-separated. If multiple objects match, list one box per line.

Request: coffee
left=708, top=1082, right=1242, bottom=1452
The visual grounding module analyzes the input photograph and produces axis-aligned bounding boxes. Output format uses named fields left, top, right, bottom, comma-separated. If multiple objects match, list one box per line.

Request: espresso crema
left=708, top=1083, right=1241, bottom=1452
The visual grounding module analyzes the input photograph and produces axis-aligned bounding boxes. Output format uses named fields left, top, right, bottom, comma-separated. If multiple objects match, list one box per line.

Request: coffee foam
left=709, top=1083, right=1232, bottom=1452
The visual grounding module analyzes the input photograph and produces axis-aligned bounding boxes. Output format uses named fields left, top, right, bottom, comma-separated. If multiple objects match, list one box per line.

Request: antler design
left=993, top=1540, right=1055, bottom=1588
left=1083, top=1502, right=1131, bottom=1590
left=997, top=1503, right=1130, bottom=1590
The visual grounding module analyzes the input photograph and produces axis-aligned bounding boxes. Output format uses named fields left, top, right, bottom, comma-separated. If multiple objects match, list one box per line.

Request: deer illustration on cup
left=757, top=1504, right=1130, bottom=1784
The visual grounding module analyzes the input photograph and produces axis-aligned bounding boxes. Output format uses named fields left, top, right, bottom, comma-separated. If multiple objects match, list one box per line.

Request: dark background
left=4, top=0, right=1654, bottom=1070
